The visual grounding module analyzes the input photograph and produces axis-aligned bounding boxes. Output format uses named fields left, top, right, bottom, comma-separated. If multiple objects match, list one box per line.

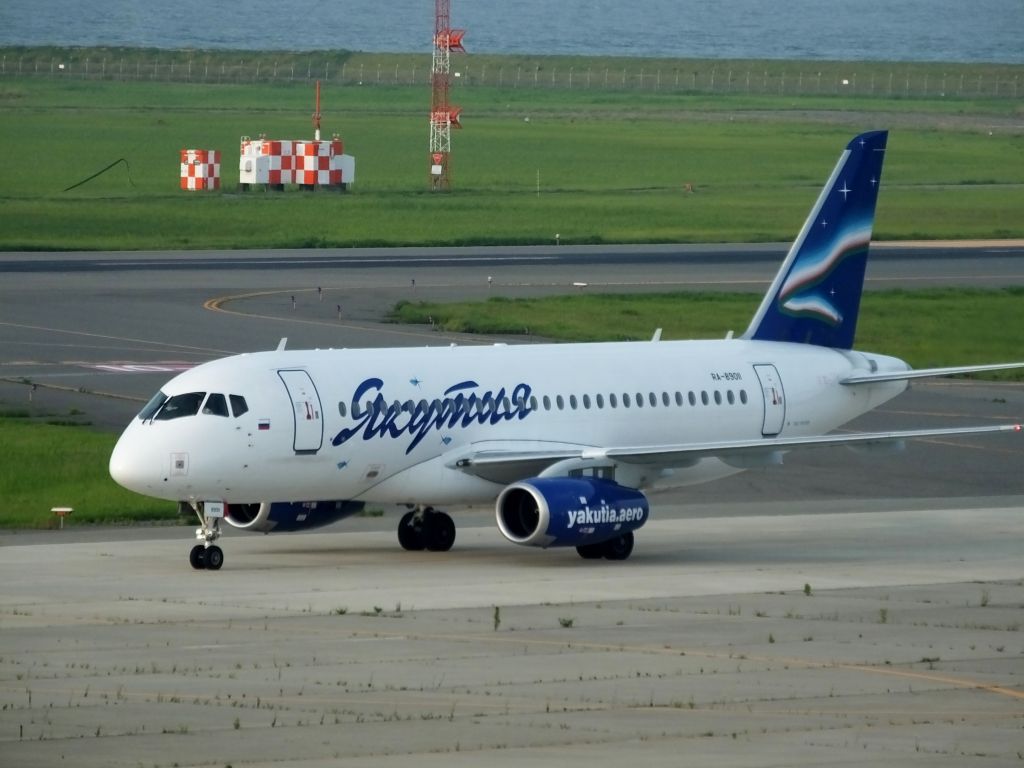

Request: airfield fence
left=1, top=52, right=1020, bottom=99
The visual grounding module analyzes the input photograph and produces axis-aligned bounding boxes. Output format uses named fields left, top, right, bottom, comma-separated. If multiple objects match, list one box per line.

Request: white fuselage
left=109, top=338, right=909, bottom=506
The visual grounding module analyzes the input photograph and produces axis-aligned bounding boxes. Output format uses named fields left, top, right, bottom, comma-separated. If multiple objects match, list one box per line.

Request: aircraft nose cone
left=109, top=430, right=150, bottom=494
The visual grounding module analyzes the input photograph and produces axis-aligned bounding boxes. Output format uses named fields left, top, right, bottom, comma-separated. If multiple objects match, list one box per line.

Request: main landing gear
left=397, top=506, right=456, bottom=552
left=184, top=501, right=225, bottom=571
left=575, top=531, right=634, bottom=561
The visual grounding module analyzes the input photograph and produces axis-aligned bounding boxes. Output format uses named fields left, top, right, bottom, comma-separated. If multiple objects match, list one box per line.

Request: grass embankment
left=392, top=287, right=1024, bottom=378
left=0, top=415, right=173, bottom=528
left=5, top=46, right=1022, bottom=98
left=1, top=61, right=1022, bottom=249
left=9, top=47, right=1024, bottom=95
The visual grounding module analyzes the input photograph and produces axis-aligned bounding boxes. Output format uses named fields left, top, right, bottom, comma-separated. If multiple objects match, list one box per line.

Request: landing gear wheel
left=424, top=512, right=456, bottom=552
left=397, top=511, right=426, bottom=551
left=205, top=545, right=224, bottom=571
left=576, top=542, right=606, bottom=560
left=189, top=544, right=207, bottom=570
left=186, top=501, right=224, bottom=571
left=603, top=532, right=635, bottom=561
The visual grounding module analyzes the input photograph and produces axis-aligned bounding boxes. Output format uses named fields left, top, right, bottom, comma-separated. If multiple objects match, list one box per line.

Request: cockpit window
left=229, top=394, right=249, bottom=418
left=138, top=390, right=168, bottom=420
left=202, top=393, right=229, bottom=417
left=153, top=392, right=206, bottom=421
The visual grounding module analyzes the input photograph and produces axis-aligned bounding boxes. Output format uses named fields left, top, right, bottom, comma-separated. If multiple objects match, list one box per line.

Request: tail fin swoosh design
left=743, top=131, right=888, bottom=349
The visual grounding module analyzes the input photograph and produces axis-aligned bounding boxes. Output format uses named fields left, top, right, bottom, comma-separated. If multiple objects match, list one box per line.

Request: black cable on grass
left=63, top=158, right=135, bottom=192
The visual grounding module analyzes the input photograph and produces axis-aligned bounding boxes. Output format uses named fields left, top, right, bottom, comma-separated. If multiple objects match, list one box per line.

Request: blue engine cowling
left=225, top=500, right=365, bottom=533
left=496, top=477, right=649, bottom=549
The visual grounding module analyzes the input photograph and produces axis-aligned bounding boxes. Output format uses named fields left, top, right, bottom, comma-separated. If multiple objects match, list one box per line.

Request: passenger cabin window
left=230, top=394, right=249, bottom=417
left=203, top=393, right=229, bottom=417
left=154, top=392, right=205, bottom=420
left=138, top=390, right=168, bottom=420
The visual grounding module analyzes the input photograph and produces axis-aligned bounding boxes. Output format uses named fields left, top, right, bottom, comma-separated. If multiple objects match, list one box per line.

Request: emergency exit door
left=753, top=364, right=786, bottom=437
left=278, top=370, right=324, bottom=453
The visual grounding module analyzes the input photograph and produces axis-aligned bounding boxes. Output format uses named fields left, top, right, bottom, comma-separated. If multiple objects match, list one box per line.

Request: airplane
left=109, top=130, right=1023, bottom=570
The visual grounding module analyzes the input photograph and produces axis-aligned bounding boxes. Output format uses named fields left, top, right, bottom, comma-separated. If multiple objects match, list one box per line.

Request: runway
left=1, top=243, right=1023, bottom=766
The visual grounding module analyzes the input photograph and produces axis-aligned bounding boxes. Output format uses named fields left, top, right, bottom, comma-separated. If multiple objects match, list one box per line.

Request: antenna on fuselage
left=650, top=328, right=662, bottom=342
left=276, top=338, right=288, bottom=351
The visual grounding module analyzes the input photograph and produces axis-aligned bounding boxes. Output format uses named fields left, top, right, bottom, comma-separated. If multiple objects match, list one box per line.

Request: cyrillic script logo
left=332, top=378, right=532, bottom=454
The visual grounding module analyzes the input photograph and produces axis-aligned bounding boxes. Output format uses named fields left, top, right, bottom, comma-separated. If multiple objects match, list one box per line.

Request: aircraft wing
left=602, top=424, right=1021, bottom=465
left=453, top=423, right=1021, bottom=478
left=841, top=362, right=1024, bottom=385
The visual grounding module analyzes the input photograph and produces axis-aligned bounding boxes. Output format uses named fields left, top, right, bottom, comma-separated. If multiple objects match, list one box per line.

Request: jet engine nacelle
left=496, top=477, right=649, bottom=549
left=225, top=500, right=365, bottom=533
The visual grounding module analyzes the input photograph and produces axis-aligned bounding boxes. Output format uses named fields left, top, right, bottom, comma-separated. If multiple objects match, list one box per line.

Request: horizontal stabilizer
left=842, top=361, right=1024, bottom=385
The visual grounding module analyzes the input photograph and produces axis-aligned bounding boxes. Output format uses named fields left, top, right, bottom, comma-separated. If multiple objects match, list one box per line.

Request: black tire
left=576, top=542, right=606, bottom=559
left=397, top=511, right=426, bottom=551
left=189, top=544, right=207, bottom=570
left=603, top=532, right=635, bottom=561
left=205, top=545, right=224, bottom=571
left=424, top=512, right=456, bottom=552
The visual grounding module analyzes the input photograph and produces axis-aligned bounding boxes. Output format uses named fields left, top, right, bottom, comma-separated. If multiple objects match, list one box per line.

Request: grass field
left=0, top=415, right=175, bottom=528
left=1, top=48, right=1022, bottom=249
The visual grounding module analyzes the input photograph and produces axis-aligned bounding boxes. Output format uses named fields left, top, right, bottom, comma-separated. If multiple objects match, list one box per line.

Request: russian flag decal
left=258, top=419, right=271, bottom=431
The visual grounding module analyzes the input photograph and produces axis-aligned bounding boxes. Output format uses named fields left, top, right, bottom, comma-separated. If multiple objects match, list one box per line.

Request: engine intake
left=225, top=500, right=365, bottom=533
left=496, top=477, right=648, bottom=549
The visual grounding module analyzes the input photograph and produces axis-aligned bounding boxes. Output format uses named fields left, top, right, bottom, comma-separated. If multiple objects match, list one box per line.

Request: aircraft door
left=278, top=370, right=324, bottom=453
left=753, top=364, right=786, bottom=437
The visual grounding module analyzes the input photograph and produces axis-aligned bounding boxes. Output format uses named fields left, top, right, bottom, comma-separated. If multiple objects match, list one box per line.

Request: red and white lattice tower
left=429, top=0, right=465, bottom=190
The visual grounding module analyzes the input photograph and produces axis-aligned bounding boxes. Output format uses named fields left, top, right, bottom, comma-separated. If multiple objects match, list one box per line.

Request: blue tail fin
left=742, top=130, right=888, bottom=349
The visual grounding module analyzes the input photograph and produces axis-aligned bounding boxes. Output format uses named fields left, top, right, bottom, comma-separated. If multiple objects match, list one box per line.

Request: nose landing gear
left=189, top=542, right=224, bottom=570
left=184, top=501, right=225, bottom=571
